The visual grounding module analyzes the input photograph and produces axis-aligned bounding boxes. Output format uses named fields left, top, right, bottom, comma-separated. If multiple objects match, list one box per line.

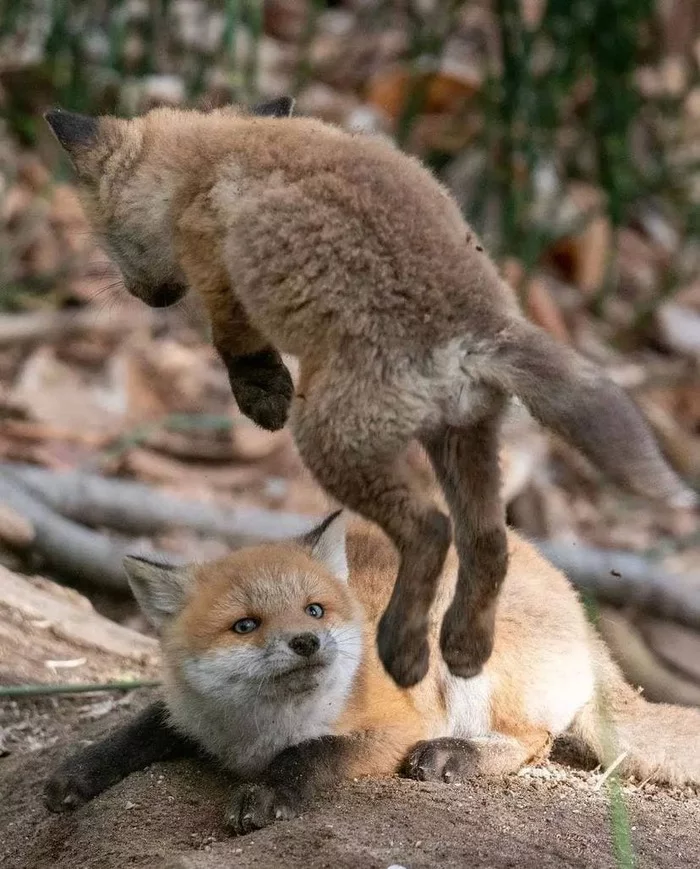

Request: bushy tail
left=480, top=319, right=694, bottom=506
left=570, top=645, right=700, bottom=786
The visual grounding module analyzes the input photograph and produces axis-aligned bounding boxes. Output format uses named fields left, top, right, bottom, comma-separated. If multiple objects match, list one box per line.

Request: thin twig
left=536, top=538, right=700, bottom=632
left=593, top=751, right=630, bottom=791
left=2, top=463, right=316, bottom=545
left=0, top=307, right=167, bottom=349
left=0, top=473, right=159, bottom=593
left=0, top=680, right=161, bottom=697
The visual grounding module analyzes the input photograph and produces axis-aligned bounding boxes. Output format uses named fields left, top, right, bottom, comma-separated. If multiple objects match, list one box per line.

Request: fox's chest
left=220, top=696, right=335, bottom=776
left=168, top=678, right=350, bottom=777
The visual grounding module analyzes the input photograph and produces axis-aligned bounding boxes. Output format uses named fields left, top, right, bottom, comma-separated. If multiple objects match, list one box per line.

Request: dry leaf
left=365, top=65, right=479, bottom=123
left=656, top=303, right=700, bottom=359
left=524, top=277, right=570, bottom=343
left=122, top=447, right=264, bottom=491
left=264, top=0, right=306, bottom=43
left=11, top=346, right=131, bottom=435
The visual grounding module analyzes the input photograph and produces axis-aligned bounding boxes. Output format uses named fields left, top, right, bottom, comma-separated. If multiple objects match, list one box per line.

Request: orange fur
left=46, top=101, right=692, bottom=692
left=44, top=510, right=700, bottom=831
left=122, top=513, right=700, bottom=788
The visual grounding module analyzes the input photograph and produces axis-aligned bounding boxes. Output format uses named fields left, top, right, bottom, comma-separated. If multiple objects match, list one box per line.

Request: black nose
left=288, top=633, right=320, bottom=658
left=149, top=283, right=187, bottom=308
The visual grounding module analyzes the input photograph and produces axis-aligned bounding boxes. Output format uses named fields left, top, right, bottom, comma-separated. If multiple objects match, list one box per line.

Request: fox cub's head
left=123, top=510, right=363, bottom=699
left=43, top=96, right=294, bottom=310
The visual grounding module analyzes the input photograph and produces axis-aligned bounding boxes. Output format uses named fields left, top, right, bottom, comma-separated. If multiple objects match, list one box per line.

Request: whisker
left=252, top=671, right=271, bottom=737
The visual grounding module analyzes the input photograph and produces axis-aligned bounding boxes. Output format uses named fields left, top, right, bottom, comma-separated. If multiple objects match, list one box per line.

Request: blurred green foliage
left=0, top=0, right=698, bottom=318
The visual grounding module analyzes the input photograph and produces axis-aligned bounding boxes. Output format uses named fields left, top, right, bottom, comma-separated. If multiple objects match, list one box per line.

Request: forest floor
left=1, top=690, right=699, bottom=869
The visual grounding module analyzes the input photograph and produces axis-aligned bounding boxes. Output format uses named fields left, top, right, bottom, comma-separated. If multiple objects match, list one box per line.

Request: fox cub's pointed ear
left=250, top=96, right=295, bottom=118
left=300, top=511, right=349, bottom=583
left=123, top=555, right=192, bottom=629
left=44, top=108, right=99, bottom=155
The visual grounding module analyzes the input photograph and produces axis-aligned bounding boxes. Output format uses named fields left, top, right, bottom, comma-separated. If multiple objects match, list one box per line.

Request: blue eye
left=305, top=603, right=324, bottom=619
left=232, top=617, right=260, bottom=634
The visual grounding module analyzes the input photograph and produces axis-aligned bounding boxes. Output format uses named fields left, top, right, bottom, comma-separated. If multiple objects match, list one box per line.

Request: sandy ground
left=1, top=690, right=699, bottom=869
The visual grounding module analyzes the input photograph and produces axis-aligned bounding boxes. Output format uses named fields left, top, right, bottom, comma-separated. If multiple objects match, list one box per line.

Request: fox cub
left=45, top=512, right=700, bottom=833
left=44, top=99, right=693, bottom=688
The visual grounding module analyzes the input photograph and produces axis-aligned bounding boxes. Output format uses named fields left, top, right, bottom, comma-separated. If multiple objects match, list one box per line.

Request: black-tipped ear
left=299, top=510, right=343, bottom=549
left=251, top=96, right=295, bottom=118
left=44, top=108, right=99, bottom=153
left=299, top=511, right=348, bottom=583
left=123, top=554, right=191, bottom=630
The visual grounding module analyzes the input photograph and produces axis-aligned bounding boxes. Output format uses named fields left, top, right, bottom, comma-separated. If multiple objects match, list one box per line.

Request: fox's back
left=213, top=117, right=518, bottom=355
left=343, top=515, right=595, bottom=734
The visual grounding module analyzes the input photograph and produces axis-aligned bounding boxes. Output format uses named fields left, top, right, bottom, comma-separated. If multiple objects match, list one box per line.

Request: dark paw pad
left=234, top=386, right=292, bottom=431
left=403, top=739, right=476, bottom=783
left=376, top=616, right=430, bottom=689
left=439, top=608, right=495, bottom=679
left=227, top=361, right=294, bottom=432
left=225, top=783, right=295, bottom=836
left=44, top=765, right=97, bottom=813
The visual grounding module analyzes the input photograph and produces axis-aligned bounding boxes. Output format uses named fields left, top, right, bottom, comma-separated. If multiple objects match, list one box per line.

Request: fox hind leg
left=403, top=730, right=552, bottom=782
left=44, top=701, right=199, bottom=812
left=210, top=310, right=293, bottom=433
left=292, top=370, right=451, bottom=688
left=421, top=405, right=508, bottom=678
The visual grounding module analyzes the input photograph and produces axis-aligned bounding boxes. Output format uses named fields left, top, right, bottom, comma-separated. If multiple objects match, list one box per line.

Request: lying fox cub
left=45, top=512, right=700, bottom=833
left=44, top=100, right=693, bottom=690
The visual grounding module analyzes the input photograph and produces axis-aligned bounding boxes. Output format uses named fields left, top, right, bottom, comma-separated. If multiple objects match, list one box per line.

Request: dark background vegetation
left=1, top=0, right=700, bottom=711
left=0, top=4, right=699, bottom=867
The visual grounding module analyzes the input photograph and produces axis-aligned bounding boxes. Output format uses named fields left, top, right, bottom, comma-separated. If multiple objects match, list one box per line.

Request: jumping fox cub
left=44, top=99, right=693, bottom=688
left=45, top=512, right=700, bottom=833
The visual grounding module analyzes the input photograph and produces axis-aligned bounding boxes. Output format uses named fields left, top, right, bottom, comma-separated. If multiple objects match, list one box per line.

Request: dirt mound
left=1, top=692, right=699, bottom=869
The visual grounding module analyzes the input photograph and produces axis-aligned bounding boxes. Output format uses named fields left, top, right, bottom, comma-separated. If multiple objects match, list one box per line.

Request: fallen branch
left=2, top=463, right=316, bottom=546
left=596, top=606, right=700, bottom=706
left=0, top=474, right=146, bottom=593
left=3, top=464, right=698, bottom=631
left=0, top=564, right=159, bottom=687
left=0, top=307, right=168, bottom=349
left=0, top=419, right=113, bottom=448
left=0, top=680, right=161, bottom=697
left=536, top=539, right=700, bottom=633
left=0, top=503, right=35, bottom=548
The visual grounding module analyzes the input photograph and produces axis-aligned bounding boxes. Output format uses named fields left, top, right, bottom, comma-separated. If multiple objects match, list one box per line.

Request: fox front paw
left=376, top=612, right=430, bottom=689
left=44, top=762, right=100, bottom=813
left=233, top=381, right=293, bottom=432
left=223, top=351, right=294, bottom=432
left=403, top=738, right=477, bottom=783
left=439, top=603, right=495, bottom=679
left=225, top=783, right=296, bottom=835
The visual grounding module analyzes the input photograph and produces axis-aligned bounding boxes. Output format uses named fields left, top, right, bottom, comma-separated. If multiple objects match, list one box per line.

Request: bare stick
left=0, top=307, right=167, bottom=349
left=2, top=463, right=316, bottom=545
left=0, top=475, right=147, bottom=593
left=536, top=539, right=700, bottom=632
left=0, top=680, right=161, bottom=697
left=4, top=464, right=698, bottom=629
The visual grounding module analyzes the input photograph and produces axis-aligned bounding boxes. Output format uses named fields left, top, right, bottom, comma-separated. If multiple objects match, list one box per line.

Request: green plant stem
left=396, top=0, right=465, bottom=148
left=243, top=0, right=263, bottom=100
left=582, top=596, right=636, bottom=869
left=0, top=680, right=161, bottom=697
left=292, top=0, right=324, bottom=96
left=609, top=776, right=636, bottom=869
left=223, top=0, right=241, bottom=74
